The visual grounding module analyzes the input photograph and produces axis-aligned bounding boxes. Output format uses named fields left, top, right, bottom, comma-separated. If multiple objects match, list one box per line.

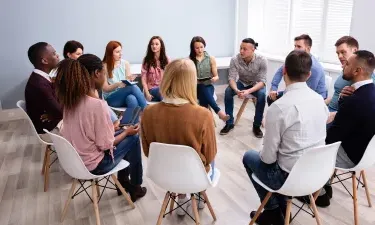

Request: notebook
left=197, top=77, right=212, bottom=82
left=121, top=80, right=138, bottom=86
left=119, top=106, right=141, bottom=127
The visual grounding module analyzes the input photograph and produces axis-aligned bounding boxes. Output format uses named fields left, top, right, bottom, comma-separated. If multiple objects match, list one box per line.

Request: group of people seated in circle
left=23, top=33, right=375, bottom=224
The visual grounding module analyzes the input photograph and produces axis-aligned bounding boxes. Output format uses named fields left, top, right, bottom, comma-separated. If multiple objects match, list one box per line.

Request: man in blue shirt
left=267, top=34, right=326, bottom=106
left=326, top=36, right=375, bottom=127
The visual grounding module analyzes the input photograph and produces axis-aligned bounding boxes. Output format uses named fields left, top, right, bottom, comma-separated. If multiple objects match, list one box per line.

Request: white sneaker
left=195, top=195, right=205, bottom=209
left=176, top=196, right=191, bottom=216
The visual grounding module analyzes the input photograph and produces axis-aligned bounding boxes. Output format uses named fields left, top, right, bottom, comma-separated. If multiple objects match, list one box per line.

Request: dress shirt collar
left=33, top=69, right=51, bottom=82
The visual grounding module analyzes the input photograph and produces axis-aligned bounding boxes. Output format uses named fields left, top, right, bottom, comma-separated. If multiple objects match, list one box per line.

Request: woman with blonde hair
left=102, top=41, right=147, bottom=110
left=141, top=58, right=217, bottom=216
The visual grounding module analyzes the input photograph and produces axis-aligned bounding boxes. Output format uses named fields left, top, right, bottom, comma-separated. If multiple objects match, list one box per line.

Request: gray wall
left=0, top=0, right=235, bottom=109
left=350, top=0, right=375, bottom=53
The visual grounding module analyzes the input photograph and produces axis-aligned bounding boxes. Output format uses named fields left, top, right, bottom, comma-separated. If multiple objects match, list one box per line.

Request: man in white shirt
left=243, top=50, right=328, bottom=224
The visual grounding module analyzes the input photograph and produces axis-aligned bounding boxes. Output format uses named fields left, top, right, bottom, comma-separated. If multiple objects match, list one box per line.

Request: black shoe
left=253, top=126, right=263, bottom=138
left=315, top=193, right=330, bottom=207
left=324, top=185, right=333, bottom=199
left=296, top=194, right=330, bottom=208
left=250, top=208, right=284, bottom=225
left=220, top=124, right=234, bottom=135
left=128, top=185, right=147, bottom=202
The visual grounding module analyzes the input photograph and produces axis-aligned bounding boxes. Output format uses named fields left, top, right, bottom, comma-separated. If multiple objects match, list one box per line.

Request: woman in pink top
left=55, top=54, right=146, bottom=202
left=141, top=36, right=170, bottom=102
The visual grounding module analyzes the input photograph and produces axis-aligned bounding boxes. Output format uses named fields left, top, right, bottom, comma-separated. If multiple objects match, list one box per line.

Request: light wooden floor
left=1, top=85, right=375, bottom=225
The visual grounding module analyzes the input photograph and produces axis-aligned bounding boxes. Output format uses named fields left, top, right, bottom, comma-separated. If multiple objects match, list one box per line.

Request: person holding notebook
left=189, top=36, right=229, bottom=122
left=102, top=41, right=147, bottom=110
left=55, top=54, right=147, bottom=202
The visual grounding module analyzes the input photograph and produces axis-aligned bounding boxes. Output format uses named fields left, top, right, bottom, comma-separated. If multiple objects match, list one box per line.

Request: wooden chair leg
left=202, top=191, right=216, bottom=221
left=157, top=192, right=170, bottom=225
left=235, top=99, right=249, bottom=126
left=95, top=179, right=100, bottom=197
left=361, top=170, right=372, bottom=207
left=44, top=147, right=51, bottom=192
left=191, top=194, right=201, bottom=225
left=91, top=180, right=101, bottom=225
left=309, top=194, right=322, bottom=225
left=41, top=145, right=49, bottom=175
left=169, top=193, right=176, bottom=215
left=284, top=199, right=292, bottom=225
left=330, top=169, right=338, bottom=184
left=249, top=192, right=273, bottom=225
left=313, top=189, right=321, bottom=201
left=61, top=179, right=77, bottom=222
left=352, top=172, right=359, bottom=225
left=111, top=175, right=135, bottom=209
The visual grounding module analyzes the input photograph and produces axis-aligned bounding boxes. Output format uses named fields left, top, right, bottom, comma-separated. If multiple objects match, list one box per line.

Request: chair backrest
left=147, top=142, right=212, bottom=194
left=352, top=135, right=375, bottom=171
left=325, top=75, right=332, bottom=92
left=16, top=100, right=52, bottom=145
left=278, top=142, right=341, bottom=197
left=43, top=129, right=95, bottom=180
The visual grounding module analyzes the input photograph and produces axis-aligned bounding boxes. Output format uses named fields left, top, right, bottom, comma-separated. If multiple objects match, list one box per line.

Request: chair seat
left=79, top=160, right=130, bottom=180
left=252, top=174, right=277, bottom=193
left=335, top=166, right=362, bottom=173
left=146, top=101, right=158, bottom=105
left=246, top=94, right=256, bottom=99
left=110, top=106, right=126, bottom=112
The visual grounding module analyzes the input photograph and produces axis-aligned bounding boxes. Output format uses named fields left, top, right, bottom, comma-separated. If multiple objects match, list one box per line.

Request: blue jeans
left=224, top=81, right=266, bottom=127
left=149, top=87, right=162, bottom=102
left=106, top=85, right=147, bottom=110
left=266, top=91, right=284, bottom=106
left=197, top=84, right=221, bottom=113
left=243, top=150, right=289, bottom=210
left=90, top=133, right=143, bottom=186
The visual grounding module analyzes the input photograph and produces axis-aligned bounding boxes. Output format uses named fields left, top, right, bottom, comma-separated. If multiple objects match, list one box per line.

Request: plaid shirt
left=228, top=53, right=267, bottom=86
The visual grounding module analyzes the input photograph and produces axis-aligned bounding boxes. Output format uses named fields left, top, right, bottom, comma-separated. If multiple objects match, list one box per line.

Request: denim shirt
left=271, top=54, right=327, bottom=99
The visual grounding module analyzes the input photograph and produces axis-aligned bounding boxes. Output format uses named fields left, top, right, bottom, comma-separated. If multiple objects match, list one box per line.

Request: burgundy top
left=25, top=72, right=63, bottom=133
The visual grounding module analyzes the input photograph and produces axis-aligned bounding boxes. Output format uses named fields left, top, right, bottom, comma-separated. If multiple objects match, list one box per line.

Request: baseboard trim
left=0, top=108, right=26, bottom=122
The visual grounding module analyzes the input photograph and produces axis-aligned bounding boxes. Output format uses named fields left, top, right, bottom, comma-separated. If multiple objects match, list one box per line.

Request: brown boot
left=128, top=184, right=147, bottom=202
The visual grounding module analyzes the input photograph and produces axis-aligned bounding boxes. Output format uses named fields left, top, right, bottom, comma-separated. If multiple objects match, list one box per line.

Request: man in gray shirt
left=220, top=38, right=267, bottom=138
left=243, top=50, right=329, bottom=224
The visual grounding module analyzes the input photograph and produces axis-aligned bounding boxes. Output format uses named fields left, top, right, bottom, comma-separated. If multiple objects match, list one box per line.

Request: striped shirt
left=228, top=53, right=267, bottom=86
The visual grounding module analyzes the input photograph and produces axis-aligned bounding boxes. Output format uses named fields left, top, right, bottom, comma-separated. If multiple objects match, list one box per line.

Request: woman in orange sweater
left=141, top=58, right=217, bottom=216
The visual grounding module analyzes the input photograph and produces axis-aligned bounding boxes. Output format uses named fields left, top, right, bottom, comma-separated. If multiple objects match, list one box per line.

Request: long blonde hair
left=160, top=59, right=198, bottom=105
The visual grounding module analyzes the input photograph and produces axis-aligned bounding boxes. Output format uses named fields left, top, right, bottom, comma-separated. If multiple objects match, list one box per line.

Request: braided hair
left=55, top=54, right=103, bottom=110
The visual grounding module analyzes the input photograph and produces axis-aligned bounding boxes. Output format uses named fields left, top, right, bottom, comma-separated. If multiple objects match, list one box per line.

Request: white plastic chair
left=325, top=75, right=332, bottom=93
left=17, top=100, right=55, bottom=192
left=249, top=142, right=341, bottom=225
left=330, top=135, right=375, bottom=225
left=43, top=129, right=135, bottom=225
left=110, top=106, right=126, bottom=112
left=147, top=142, right=220, bottom=225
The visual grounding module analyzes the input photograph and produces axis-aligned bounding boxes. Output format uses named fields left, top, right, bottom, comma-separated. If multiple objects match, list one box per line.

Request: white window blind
left=323, top=0, right=354, bottom=63
left=247, top=0, right=353, bottom=64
